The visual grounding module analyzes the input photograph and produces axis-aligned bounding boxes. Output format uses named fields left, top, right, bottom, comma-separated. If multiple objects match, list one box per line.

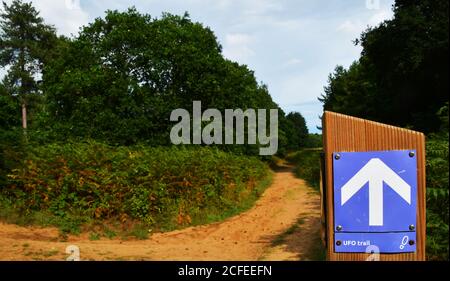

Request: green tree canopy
left=320, top=0, right=449, bottom=134
left=0, top=82, right=19, bottom=131
left=282, top=112, right=309, bottom=151
left=42, top=9, right=285, bottom=149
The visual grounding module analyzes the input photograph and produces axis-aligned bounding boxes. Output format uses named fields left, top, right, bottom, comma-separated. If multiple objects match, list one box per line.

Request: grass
left=0, top=201, right=87, bottom=235
left=127, top=224, right=149, bottom=240
left=189, top=171, right=273, bottom=228
left=42, top=249, right=59, bottom=257
left=23, top=249, right=60, bottom=259
left=103, top=227, right=117, bottom=239
left=89, top=232, right=101, bottom=241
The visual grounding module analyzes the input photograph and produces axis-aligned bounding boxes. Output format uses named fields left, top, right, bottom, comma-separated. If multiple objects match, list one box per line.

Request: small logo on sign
left=399, top=236, right=409, bottom=250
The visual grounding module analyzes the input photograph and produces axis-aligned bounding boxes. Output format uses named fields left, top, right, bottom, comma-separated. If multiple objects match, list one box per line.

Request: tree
left=0, top=81, right=19, bottom=131
left=320, top=61, right=377, bottom=119
left=283, top=112, right=309, bottom=151
left=42, top=9, right=285, bottom=150
left=320, top=0, right=449, bottom=134
left=304, top=134, right=323, bottom=148
left=0, top=0, right=56, bottom=130
left=319, top=0, right=449, bottom=260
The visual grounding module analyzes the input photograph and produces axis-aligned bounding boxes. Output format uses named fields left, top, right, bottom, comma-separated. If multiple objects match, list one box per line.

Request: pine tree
left=0, top=0, right=56, bottom=130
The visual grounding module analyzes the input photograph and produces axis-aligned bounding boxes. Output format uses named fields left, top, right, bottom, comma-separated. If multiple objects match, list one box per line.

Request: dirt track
left=0, top=165, right=322, bottom=261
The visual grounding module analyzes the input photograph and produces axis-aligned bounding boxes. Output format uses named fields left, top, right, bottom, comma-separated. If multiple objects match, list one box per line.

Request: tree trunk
left=22, top=102, right=27, bottom=129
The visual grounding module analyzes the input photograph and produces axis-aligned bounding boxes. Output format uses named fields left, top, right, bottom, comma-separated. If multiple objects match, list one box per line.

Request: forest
left=320, top=0, right=449, bottom=260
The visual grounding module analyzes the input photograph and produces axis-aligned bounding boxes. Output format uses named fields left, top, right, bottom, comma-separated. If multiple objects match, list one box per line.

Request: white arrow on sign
left=341, top=158, right=411, bottom=226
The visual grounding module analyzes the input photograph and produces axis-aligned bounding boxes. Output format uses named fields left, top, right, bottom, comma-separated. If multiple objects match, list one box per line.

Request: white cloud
left=337, top=20, right=364, bottom=33
left=222, top=33, right=255, bottom=62
left=279, top=69, right=327, bottom=106
left=368, top=7, right=393, bottom=26
left=1, top=0, right=89, bottom=36
left=284, top=58, right=303, bottom=67
left=213, top=0, right=233, bottom=10
left=337, top=6, right=393, bottom=34
left=225, top=33, right=253, bottom=45
left=241, top=0, right=283, bottom=16
left=35, top=0, right=89, bottom=36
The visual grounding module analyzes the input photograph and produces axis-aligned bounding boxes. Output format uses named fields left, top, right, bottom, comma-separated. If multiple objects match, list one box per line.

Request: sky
left=1, top=0, right=395, bottom=133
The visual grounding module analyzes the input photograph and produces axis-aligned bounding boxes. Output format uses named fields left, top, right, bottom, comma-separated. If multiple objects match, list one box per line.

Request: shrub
left=425, top=135, right=449, bottom=260
left=287, top=149, right=322, bottom=190
left=0, top=141, right=270, bottom=234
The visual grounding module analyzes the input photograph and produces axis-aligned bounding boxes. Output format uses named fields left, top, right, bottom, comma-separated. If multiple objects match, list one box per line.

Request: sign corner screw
left=409, top=151, right=415, bottom=158
left=409, top=224, right=415, bottom=231
left=336, top=225, right=342, bottom=231
left=335, top=154, right=341, bottom=160
left=336, top=240, right=342, bottom=246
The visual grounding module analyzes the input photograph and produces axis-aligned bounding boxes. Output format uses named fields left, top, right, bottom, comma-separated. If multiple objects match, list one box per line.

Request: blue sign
left=333, top=150, right=417, bottom=253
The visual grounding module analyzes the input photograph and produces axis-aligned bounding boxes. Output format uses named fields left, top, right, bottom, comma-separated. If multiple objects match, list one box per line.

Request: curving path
left=0, top=165, right=322, bottom=261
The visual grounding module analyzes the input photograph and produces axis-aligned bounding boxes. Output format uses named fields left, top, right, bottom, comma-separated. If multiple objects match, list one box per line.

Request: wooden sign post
left=322, top=111, right=426, bottom=261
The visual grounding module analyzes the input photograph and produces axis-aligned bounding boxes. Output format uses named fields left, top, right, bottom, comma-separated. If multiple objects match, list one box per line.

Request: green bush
left=0, top=141, right=270, bottom=234
left=425, top=135, right=449, bottom=260
left=287, top=149, right=322, bottom=190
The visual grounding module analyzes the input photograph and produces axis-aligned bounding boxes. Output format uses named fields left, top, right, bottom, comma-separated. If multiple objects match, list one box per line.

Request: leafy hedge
left=0, top=142, right=270, bottom=233
left=425, top=134, right=449, bottom=260
left=287, top=149, right=321, bottom=191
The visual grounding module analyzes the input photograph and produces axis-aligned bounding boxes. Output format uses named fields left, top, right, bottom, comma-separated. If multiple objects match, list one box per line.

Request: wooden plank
left=323, top=111, right=426, bottom=261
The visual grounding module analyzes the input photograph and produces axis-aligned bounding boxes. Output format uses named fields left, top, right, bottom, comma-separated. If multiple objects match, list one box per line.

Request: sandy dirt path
left=0, top=165, right=322, bottom=261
